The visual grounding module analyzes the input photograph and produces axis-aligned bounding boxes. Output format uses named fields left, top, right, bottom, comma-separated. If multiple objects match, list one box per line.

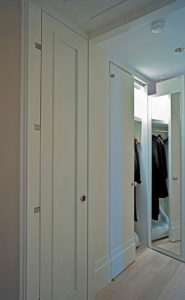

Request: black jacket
left=134, top=140, right=141, bottom=221
left=152, top=135, right=168, bottom=219
left=134, top=140, right=141, bottom=184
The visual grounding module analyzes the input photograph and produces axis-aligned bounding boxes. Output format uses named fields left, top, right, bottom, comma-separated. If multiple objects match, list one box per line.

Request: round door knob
left=131, top=182, right=138, bottom=187
left=81, top=195, right=86, bottom=202
left=172, top=176, right=178, bottom=180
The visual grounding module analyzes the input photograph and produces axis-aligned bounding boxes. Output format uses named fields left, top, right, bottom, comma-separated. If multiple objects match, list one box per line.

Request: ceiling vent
left=65, top=0, right=128, bottom=20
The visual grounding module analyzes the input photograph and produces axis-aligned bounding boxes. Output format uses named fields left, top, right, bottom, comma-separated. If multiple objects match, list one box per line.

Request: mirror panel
left=151, top=94, right=181, bottom=256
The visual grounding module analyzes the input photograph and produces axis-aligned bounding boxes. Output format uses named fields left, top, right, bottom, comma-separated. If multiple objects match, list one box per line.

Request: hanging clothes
left=134, top=139, right=141, bottom=185
left=152, top=135, right=168, bottom=220
left=134, top=139, right=141, bottom=221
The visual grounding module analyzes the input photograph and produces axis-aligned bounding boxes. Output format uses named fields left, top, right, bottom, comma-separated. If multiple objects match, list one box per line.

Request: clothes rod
left=152, top=130, right=168, bottom=133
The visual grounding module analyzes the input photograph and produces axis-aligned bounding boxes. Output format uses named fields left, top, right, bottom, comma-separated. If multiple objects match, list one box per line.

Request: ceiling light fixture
left=174, top=47, right=185, bottom=53
left=151, top=21, right=165, bottom=34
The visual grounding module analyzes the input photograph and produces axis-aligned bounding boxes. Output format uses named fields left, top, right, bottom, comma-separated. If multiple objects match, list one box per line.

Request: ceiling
left=99, top=5, right=185, bottom=82
left=33, top=0, right=178, bottom=37
left=32, top=0, right=185, bottom=84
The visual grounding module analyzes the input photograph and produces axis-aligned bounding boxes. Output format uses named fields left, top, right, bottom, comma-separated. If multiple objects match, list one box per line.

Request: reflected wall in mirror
left=151, top=93, right=181, bottom=256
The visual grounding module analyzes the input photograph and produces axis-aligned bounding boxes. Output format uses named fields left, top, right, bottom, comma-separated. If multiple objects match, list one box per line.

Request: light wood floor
left=95, top=245, right=185, bottom=300
left=153, top=238, right=181, bottom=256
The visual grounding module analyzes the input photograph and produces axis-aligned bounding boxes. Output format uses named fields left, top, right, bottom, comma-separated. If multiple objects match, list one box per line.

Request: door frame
left=20, top=0, right=29, bottom=299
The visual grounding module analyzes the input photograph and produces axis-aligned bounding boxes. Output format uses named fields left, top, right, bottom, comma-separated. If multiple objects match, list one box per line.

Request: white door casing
left=169, top=93, right=181, bottom=242
left=40, top=12, right=88, bottom=300
left=109, top=63, right=135, bottom=279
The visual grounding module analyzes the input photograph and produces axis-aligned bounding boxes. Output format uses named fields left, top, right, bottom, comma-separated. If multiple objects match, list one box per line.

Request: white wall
left=0, top=1, right=21, bottom=299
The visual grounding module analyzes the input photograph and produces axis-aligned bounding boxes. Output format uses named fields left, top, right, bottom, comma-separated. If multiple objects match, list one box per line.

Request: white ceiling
left=99, top=5, right=185, bottom=82
left=32, top=0, right=185, bottom=83
left=32, top=0, right=177, bottom=37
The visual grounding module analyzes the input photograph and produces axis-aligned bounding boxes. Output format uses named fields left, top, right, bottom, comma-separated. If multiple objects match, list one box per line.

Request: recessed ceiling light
left=151, top=21, right=165, bottom=34
left=174, top=47, right=185, bottom=53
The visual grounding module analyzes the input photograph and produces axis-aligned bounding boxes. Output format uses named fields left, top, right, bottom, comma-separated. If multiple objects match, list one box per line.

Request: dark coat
left=134, top=140, right=141, bottom=184
left=134, top=140, right=141, bottom=221
left=152, top=135, right=168, bottom=220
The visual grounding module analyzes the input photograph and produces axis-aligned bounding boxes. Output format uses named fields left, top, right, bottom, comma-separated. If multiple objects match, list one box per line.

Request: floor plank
left=95, top=246, right=184, bottom=300
left=153, top=238, right=181, bottom=256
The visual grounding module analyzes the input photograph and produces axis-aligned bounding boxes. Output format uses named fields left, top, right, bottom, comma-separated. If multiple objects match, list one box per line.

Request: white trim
left=170, top=221, right=181, bottom=242
left=88, top=40, right=95, bottom=300
left=26, top=3, right=42, bottom=299
left=147, top=95, right=152, bottom=248
left=110, top=237, right=136, bottom=279
left=94, top=254, right=111, bottom=294
left=181, top=77, right=185, bottom=261
left=20, top=0, right=28, bottom=299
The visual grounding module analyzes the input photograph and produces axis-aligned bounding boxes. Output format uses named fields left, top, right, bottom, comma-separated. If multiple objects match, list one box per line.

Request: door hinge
left=34, top=206, right=40, bottom=214
left=34, top=124, right=41, bottom=131
left=35, top=42, right=42, bottom=51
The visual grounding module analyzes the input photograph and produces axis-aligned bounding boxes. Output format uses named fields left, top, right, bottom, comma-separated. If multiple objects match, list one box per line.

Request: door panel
left=110, top=63, right=135, bottom=279
left=41, top=13, right=87, bottom=300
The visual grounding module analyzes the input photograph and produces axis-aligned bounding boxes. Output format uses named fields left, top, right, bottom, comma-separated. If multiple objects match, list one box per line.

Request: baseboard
left=94, top=254, right=111, bottom=294
left=170, top=220, right=181, bottom=242
left=110, top=237, right=136, bottom=279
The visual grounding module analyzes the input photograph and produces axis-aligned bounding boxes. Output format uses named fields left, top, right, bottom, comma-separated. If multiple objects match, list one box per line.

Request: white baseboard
left=170, top=220, right=181, bottom=242
left=94, top=254, right=111, bottom=294
left=94, top=237, right=136, bottom=294
left=110, top=237, right=136, bottom=279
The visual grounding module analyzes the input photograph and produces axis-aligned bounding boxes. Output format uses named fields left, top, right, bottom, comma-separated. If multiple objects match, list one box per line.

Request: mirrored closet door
left=150, top=92, right=182, bottom=257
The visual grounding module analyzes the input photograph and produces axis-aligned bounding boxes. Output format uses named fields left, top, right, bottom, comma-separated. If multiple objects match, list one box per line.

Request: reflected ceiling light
left=174, top=47, right=185, bottom=53
left=151, top=21, right=165, bottom=33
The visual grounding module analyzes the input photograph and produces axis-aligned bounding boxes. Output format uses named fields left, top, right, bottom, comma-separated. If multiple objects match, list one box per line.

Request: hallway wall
left=0, top=1, right=21, bottom=299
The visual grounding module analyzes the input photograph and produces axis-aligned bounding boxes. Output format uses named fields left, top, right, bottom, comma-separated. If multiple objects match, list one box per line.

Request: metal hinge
left=34, top=206, right=40, bottom=214
left=35, top=42, right=42, bottom=51
left=34, top=124, right=41, bottom=131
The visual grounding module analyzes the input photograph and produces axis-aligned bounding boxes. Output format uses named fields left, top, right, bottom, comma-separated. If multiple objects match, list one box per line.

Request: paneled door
left=110, top=63, right=135, bottom=279
left=40, top=13, right=88, bottom=300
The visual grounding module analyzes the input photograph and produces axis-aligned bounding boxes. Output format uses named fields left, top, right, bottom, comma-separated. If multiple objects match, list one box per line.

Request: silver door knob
left=172, top=176, right=178, bottom=180
left=131, top=182, right=138, bottom=187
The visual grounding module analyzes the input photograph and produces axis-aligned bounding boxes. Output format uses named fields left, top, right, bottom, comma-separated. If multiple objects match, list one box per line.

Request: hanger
left=157, top=134, right=168, bottom=144
left=134, top=137, right=141, bottom=144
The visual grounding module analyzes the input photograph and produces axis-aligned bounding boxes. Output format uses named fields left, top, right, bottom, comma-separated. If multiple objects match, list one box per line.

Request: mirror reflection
left=151, top=94, right=181, bottom=256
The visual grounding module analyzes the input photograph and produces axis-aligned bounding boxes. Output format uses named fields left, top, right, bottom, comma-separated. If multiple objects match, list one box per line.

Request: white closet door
left=40, top=13, right=88, bottom=300
left=110, top=63, right=135, bottom=279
